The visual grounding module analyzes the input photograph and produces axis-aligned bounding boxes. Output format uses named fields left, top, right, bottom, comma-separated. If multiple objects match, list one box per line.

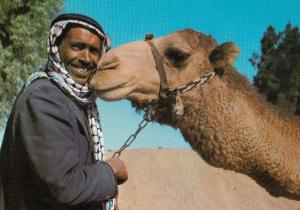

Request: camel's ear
left=199, top=34, right=217, bottom=54
left=209, top=42, right=240, bottom=71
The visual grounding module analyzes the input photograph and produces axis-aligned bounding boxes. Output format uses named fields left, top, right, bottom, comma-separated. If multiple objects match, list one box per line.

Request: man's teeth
left=77, top=68, right=88, bottom=72
left=70, top=65, right=95, bottom=72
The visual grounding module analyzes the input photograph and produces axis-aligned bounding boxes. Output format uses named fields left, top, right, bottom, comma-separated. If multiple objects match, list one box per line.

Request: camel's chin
left=95, top=87, right=134, bottom=101
left=127, top=93, right=159, bottom=106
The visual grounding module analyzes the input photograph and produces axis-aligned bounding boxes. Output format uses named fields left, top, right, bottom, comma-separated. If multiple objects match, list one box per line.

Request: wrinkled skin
left=89, top=29, right=300, bottom=200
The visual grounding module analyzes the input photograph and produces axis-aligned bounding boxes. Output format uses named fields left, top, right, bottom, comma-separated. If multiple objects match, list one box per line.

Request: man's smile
left=66, top=62, right=96, bottom=76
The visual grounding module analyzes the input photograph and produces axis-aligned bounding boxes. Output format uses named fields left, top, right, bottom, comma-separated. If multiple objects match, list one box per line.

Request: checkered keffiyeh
left=46, top=18, right=109, bottom=163
left=25, top=17, right=117, bottom=210
left=46, top=19, right=111, bottom=104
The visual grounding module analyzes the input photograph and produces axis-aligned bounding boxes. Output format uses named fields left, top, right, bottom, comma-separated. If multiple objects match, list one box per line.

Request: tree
left=250, top=23, right=300, bottom=115
left=0, top=0, right=63, bottom=126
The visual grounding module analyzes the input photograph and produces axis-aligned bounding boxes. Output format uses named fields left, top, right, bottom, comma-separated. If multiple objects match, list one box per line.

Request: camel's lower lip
left=95, top=85, right=135, bottom=101
left=96, top=83, right=125, bottom=92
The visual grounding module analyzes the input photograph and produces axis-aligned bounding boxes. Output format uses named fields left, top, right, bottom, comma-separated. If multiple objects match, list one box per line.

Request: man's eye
left=71, top=44, right=85, bottom=50
left=90, top=47, right=100, bottom=55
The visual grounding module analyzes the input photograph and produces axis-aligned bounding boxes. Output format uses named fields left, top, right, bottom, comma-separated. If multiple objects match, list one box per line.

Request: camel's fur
left=89, top=29, right=300, bottom=200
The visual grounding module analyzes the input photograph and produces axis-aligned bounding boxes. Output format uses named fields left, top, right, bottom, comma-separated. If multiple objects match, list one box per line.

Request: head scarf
left=26, top=14, right=117, bottom=210
left=46, top=13, right=111, bottom=104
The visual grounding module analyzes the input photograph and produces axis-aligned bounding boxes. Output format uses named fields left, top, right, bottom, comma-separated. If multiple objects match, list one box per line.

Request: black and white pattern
left=25, top=18, right=116, bottom=210
left=87, top=104, right=105, bottom=161
left=46, top=19, right=110, bottom=162
left=46, top=19, right=111, bottom=104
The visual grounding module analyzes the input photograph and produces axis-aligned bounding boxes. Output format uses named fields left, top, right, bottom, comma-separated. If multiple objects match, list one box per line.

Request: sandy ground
left=109, top=148, right=300, bottom=210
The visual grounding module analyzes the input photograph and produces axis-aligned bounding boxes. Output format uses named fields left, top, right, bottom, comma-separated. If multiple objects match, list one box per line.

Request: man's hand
left=107, top=157, right=128, bottom=185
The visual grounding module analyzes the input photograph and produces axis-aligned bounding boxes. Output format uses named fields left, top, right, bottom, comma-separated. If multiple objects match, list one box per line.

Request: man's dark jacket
left=0, top=78, right=117, bottom=210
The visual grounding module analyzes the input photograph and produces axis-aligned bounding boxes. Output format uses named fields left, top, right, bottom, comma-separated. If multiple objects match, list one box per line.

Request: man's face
left=58, top=27, right=101, bottom=85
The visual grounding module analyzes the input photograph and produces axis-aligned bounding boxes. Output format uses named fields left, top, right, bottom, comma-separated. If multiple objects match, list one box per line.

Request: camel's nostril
left=97, top=52, right=121, bottom=71
left=98, top=59, right=120, bottom=71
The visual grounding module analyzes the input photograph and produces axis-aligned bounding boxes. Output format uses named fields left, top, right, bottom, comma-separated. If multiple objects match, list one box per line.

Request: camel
left=89, top=29, right=300, bottom=200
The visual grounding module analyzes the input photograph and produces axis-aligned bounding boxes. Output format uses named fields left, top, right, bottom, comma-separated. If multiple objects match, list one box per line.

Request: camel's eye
left=165, top=48, right=190, bottom=68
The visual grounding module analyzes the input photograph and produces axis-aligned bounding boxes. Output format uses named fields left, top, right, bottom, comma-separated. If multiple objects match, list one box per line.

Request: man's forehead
left=66, top=27, right=100, bottom=39
left=64, top=27, right=101, bottom=46
left=49, top=14, right=111, bottom=54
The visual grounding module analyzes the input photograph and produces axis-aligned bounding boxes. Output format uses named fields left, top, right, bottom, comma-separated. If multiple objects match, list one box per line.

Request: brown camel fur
left=89, top=29, right=300, bottom=200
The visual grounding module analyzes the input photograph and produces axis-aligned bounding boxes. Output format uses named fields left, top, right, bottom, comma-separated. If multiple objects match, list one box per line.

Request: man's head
left=47, top=13, right=111, bottom=85
left=57, top=26, right=101, bottom=85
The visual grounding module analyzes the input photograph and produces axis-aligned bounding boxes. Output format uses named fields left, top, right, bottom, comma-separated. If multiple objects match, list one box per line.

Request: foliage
left=250, top=23, right=300, bottom=115
left=0, top=0, right=63, bottom=126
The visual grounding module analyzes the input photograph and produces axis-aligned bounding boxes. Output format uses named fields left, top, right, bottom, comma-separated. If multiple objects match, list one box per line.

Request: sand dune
left=110, top=149, right=300, bottom=210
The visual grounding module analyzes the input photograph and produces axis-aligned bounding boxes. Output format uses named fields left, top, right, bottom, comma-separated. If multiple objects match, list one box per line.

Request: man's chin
left=73, top=77, right=89, bottom=86
left=68, top=70, right=91, bottom=85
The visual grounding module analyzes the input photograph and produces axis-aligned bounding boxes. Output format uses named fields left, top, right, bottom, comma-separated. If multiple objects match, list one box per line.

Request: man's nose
left=79, top=49, right=92, bottom=64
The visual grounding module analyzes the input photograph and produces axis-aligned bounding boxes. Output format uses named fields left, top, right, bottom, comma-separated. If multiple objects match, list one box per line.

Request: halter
left=145, top=33, right=216, bottom=115
left=89, top=33, right=217, bottom=157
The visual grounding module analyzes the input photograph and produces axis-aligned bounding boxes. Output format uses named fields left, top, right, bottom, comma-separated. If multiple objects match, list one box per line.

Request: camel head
left=89, top=30, right=300, bottom=200
left=89, top=29, right=240, bottom=121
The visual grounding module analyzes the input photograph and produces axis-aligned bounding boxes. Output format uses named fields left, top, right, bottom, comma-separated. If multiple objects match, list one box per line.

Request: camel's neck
left=153, top=68, right=300, bottom=197
left=175, top=74, right=300, bottom=139
left=170, top=74, right=300, bottom=171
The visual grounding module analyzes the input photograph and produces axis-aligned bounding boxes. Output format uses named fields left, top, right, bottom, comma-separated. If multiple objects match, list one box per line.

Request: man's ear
left=209, top=42, right=240, bottom=74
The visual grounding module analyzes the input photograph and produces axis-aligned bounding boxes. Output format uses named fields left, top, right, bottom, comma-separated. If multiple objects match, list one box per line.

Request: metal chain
left=112, top=106, right=153, bottom=157
left=111, top=71, right=215, bottom=157
left=168, top=71, right=215, bottom=95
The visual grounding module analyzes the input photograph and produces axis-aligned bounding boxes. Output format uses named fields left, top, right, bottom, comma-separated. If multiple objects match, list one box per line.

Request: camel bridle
left=102, top=34, right=217, bottom=157
left=145, top=33, right=216, bottom=115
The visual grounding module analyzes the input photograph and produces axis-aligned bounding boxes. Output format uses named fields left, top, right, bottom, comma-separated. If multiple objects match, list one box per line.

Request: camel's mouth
left=89, top=40, right=161, bottom=103
left=89, top=60, right=132, bottom=100
left=93, top=79, right=136, bottom=101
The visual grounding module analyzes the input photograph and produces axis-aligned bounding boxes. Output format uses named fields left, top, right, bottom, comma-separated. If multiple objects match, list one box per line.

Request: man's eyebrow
left=90, top=45, right=101, bottom=52
left=69, top=40, right=100, bottom=49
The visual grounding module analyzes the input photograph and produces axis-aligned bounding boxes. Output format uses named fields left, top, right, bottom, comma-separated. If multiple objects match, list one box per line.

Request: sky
left=0, top=0, right=299, bottom=149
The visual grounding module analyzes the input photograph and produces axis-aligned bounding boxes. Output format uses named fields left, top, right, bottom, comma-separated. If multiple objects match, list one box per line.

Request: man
left=0, top=13, right=128, bottom=210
